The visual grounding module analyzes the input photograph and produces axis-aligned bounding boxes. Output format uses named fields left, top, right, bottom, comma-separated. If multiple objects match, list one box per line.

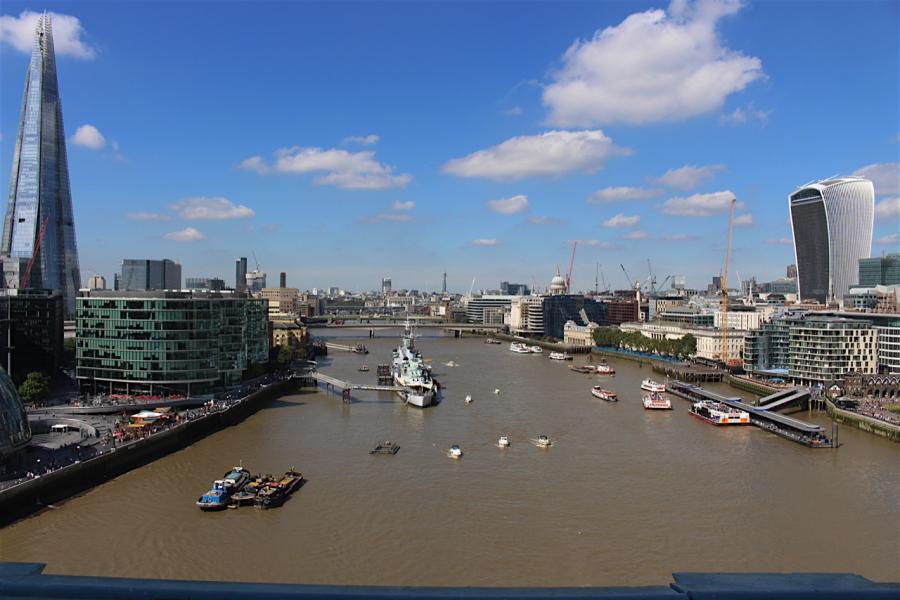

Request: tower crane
left=565, top=241, right=577, bottom=292
left=20, top=216, right=49, bottom=289
left=620, top=264, right=637, bottom=290
left=720, top=198, right=737, bottom=364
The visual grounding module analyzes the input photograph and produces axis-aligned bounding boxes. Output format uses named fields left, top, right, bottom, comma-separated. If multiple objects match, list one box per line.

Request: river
left=1, top=330, right=897, bottom=586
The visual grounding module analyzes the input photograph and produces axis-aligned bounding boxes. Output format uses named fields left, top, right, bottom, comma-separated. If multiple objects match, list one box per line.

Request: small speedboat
left=549, top=352, right=573, bottom=361
left=358, top=365, right=370, bottom=372
left=640, top=378, right=665, bottom=393
left=493, top=388, right=501, bottom=395
left=465, top=394, right=473, bottom=403
left=498, top=436, right=510, bottom=448
left=535, top=435, right=552, bottom=448
left=444, top=360, right=459, bottom=367
left=591, top=386, right=618, bottom=402
left=529, top=345, right=543, bottom=354
left=448, top=444, right=463, bottom=458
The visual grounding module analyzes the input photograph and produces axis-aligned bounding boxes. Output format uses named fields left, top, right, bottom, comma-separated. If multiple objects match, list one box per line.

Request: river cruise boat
left=591, top=386, right=618, bottom=402
left=254, top=469, right=303, bottom=509
left=595, top=364, right=615, bottom=375
left=509, top=342, right=532, bottom=354
left=570, top=365, right=596, bottom=374
left=549, top=351, right=573, bottom=361
left=640, top=378, right=666, bottom=393
left=448, top=444, right=463, bottom=458
left=642, top=392, right=672, bottom=410
left=689, top=401, right=750, bottom=425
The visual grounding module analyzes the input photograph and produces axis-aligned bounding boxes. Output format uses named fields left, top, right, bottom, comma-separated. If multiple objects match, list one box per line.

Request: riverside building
left=75, top=291, right=268, bottom=396
left=0, top=289, right=64, bottom=382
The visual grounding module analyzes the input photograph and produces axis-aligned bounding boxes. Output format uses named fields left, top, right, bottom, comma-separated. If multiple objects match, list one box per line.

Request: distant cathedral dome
left=549, top=273, right=567, bottom=295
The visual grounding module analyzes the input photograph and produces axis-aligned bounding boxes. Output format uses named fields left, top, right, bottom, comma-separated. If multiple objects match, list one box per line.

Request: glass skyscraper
left=789, top=177, right=874, bottom=304
left=1, top=14, right=81, bottom=317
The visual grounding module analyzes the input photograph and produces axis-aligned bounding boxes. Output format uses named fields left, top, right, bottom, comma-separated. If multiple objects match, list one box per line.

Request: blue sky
left=1, top=0, right=898, bottom=293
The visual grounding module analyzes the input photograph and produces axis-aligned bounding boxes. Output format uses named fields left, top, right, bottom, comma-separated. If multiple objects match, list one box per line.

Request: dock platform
left=370, top=441, right=400, bottom=455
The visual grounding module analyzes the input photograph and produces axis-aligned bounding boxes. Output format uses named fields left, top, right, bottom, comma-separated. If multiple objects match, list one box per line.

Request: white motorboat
left=498, top=436, right=510, bottom=448
left=465, top=394, right=473, bottom=403
left=448, top=444, right=463, bottom=458
left=640, top=378, right=665, bottom=393
left=535, top=435, right=552, bottom=448
left=529, top=345, right=543, bottom=354
left=548, top=352, right=573, bottom=361
left=493, top=388, right=501, bottom=395
left=509, top=342, right=531, bottom=354
left=595, top=364, right=615, bottom=375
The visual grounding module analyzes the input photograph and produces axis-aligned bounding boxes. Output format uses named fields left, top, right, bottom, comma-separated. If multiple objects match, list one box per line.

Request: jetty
left=370, top=441, right=400, bottom=455
left=309, top=371, right=403, bottom=402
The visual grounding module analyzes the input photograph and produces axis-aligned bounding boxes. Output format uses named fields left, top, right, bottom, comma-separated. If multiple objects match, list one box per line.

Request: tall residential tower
left=1, top=14, right=81, bottom=317
left=789, top=177, right=874, bottom=305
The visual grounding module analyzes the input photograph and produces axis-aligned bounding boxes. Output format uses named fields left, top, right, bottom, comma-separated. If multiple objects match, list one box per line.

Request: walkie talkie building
left=1, top=14, right=82, bottom=317
left=789, top=177, right=874, bottom=305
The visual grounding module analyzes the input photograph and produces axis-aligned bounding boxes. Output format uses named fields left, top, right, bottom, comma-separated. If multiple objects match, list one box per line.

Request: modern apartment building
left=509, top=296, right=545, bottom=336
left=75, top=291, right=268, bottom=395
left=789, top=177, right=874, bottom=304
left=788, top=316, right=876, bottom=384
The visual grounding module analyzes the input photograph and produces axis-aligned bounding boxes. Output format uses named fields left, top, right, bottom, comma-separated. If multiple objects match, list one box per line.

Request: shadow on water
left=260, top=399, right=307, bottom=410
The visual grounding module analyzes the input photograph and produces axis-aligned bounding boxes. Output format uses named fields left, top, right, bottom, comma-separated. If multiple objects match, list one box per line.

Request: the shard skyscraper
left=1, top=14, right=81, bottom=317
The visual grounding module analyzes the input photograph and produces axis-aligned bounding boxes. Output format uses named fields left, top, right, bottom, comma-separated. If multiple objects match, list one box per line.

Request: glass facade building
left=858, top=253, right=900, bottom=287
left=789, top=177, right=874, bottom=304
left=76, top=291, right=268, bottom=395
left=119, top=259, right=182, bottom=291
left=542, top=295, right=607, bottom=340
left=1, top=15, right=81, bottom=317
left=0, top=289, right=64, bottom=382
left=0, top=366, right=31, bottom=461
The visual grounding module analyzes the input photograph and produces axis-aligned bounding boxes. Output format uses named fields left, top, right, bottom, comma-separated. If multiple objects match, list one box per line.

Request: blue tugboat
left=196, top=466, right=252, bottom=510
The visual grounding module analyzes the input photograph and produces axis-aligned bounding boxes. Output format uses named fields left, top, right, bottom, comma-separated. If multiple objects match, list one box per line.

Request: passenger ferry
left=642, top=392, right=672, bottom=410
left=548, top=351, right=573, bottom=361
left=689, top=401, right=750, bottom=425
left=591, top=386, right=618, bottom=402
left=640, top=378, right=666, bottom=393
left=509, top=342, right=532, bottom=354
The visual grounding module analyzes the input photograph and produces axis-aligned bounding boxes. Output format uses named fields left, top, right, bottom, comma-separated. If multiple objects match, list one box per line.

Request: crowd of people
left=849, top=398, right=900, bottom=426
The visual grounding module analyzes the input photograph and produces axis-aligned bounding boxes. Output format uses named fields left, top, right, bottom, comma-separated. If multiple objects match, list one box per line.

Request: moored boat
left=640, top=378, right=665, bottom=393
left=529, top=345, right=543, bottom=354
left=549, top=351, right=573, bottom=361
left=230, top=475, right=272, bottom=506
left=196, top=480, right=232, bottom=511
left=509, top=342, right=532, bottom=353
left=689, top=401, right=750, bottom=425
left=254, top=469, right=303, bottom=509
left=642, top=392, right=672, bottom=410
left=591, top=386, right=618, bottom=402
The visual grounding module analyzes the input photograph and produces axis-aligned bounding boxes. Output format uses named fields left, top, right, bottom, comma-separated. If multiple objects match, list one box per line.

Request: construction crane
left=620, top=264, right=637, bottom=290
left=468, top=278, right=476, bottom=297
left=720, top=198, right=737, bottom=364
left=565, top=241, right=577, bottom=292
left=20, top=216, right=49, bottom=289
left=646, top=259, right=657, bottom=295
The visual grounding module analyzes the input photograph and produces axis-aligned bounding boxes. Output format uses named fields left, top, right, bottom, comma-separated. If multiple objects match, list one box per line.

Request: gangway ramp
left=757, top=387, right=810, bottom=412
left=309, top=371, right=403, bottom=393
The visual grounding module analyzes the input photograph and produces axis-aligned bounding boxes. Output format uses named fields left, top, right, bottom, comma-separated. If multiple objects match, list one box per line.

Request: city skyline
left=1, top=1, right=898, bottom=292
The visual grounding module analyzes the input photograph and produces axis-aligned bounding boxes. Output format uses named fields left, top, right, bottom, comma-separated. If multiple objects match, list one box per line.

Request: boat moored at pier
left=549, top=351, right=573, bottom=361
left=689, top=401, right=750, bottom=425
left=392, top=319, right=437, bottom=408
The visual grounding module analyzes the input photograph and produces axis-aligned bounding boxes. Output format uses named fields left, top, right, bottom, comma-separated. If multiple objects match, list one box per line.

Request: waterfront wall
left=825, top=399, right=900, bottom=443
left=0, top=380, right=298, bottom=526
left=493, top=332, right=591, bottom=354
left=725, top=374, right=781, bottom=398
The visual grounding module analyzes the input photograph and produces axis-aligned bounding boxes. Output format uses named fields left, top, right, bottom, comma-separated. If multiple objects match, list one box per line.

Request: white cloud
left=126, top=212, right=170, bottom=221
left=854, top=162, right=900, bottom=196
left=662, top=190, right=738, bottom=216
left=652, top=164, right=725, bottom=190
left=70, top=124, right=106, bottom=150
left=168, top=197, right=255, bottom=220
left=0, top=11, right=96, bottom=58
left=364, top=213, right=414, bottom=224
left=588, top=186, right=662, bottom=203
left=542, top=0, right=763, bottom=126
left=662, top=233, right=698, bottom=241
left=343, top=134, right=380, bottom=146
left=472, top=238, right=499, bottom=246
left=874, top=198, right=900, bottom=221
left=603, top=213, right=640, bottom=228
left=487, top=194, right=530, bottom=214
left=719, top=104, right=770, bottom=125
left=875, top=233, right=899, bottom=246
left=442, top=130, right=628, bottom=180
left=622, top=230, right=649, bottom=240
left=528, top=215, right=564, bottom=225
left=734, top=213, right=753, bottom=227
left=392, top=200, right=415, bottom=211
left=164, top=227, right=205, bottom=242
left=763, top=238, right=792, bottom=246
left=502, top=106, right=524, bottom=116
left=242, top=146, right=411, bottom=190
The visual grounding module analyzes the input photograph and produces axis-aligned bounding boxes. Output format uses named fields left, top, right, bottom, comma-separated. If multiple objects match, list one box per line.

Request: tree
left=275, top=345, right=293, bottom=369
left=19, top=372, right=50, bottom=405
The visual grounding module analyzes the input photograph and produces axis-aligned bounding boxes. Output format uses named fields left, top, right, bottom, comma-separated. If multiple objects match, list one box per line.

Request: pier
left=652, top=362, right=722, bottom=382
left=309, top=371, right=403, bottom=402
left=666, top=380, right=833, bottom=448
left=324, top=341, right=368, bottom=353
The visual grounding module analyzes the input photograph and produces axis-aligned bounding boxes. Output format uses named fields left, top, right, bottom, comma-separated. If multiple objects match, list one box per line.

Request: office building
left=510, top=296, right=545, bottom=336
left=185, top=277, right=225, bottom=291
left=465, top=295, right=516, bottom=324
left=119, top=259, right=181, bottom=291
left=542, top=295, right=607, bottom=340
left=246, top=270, right=266, bottom=294
left=786, top=264, right=798, bottom=279
left=0, top=289, right=64, bottom=382
left=500, top=281, right=530, bottom=296
left=87, top=275, right=106, bottom=290
left=280, top=272, right=287, bottom=288
left=563, top=320, right=599, bottom=347
left=789, top=177, right=874, bottom=304
left=1, top=15, right=81, bottom=317
left=858, top=253, right=900, bottom=287
left=605, top=299, right=640, bottom=325
left=259, top=287, right=300, bottom=315
left=75, top=291, right=268, bottom=395
left=235, top=257, right=248, bottom=294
